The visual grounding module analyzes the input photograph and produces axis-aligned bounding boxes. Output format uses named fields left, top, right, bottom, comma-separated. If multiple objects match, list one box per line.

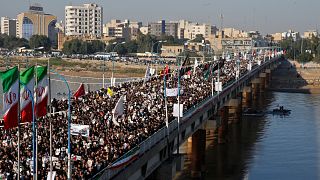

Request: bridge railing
left=92, top=57, right=279, bottom=180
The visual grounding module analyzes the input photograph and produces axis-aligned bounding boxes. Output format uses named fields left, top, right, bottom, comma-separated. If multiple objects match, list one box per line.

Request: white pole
left=17, top=64, right=21, bottom=180
left=35, top=62, right=38, bottom=180
left=48, top=59, right=53, bottom=180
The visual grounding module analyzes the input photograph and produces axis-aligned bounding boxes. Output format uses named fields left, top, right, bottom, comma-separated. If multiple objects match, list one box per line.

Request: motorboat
left=272, top=106, right=291, bottom=115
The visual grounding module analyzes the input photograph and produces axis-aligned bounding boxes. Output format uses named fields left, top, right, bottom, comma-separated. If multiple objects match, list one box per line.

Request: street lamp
left=111, top=42, right=125, bottom=86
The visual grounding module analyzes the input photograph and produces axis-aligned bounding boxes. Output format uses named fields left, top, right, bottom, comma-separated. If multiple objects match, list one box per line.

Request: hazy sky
left=1, top=0, right=319, bottom=35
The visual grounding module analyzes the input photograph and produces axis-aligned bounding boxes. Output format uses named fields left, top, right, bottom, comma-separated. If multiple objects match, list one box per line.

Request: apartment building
left=0, top=17, right=17, bottom=36
left=103, top=19, right=142, bottom=40
left=304, top=30, right=318, bottom=39
left=149, top=20, right=178, bottom=38
left=65, top=3, right=103, bottom=37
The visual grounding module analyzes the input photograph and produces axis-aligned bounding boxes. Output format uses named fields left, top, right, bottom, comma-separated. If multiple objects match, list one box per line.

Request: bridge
left=93, top=57, right=281, bottom=180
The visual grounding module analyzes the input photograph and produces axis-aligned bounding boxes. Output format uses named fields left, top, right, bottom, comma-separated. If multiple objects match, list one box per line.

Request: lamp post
left=111, top=42, right=125, bottom=86
left=50, top=69, right=72, bottom=180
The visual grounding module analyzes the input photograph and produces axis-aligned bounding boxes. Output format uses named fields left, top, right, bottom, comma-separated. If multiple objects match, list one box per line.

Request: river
left=176, top=92, right=320, bottom=180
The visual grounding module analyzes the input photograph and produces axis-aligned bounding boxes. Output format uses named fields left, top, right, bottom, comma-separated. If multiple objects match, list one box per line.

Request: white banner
left=173, top=104, right=183, bottom=117
left=257, top=60, right=261, bottom=66
left=71, top=124, right=90, bottom=137
left=247, top=63, right=252, bottom=71
left=236, top=70, right=240, bottom=79
left=215, top=82, right=222, bottom=92
left=166, top=88, right=184, bottom=97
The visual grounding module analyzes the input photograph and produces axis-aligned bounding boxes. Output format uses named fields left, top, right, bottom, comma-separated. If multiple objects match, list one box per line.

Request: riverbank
left=270, top=59, right=320, bottom=94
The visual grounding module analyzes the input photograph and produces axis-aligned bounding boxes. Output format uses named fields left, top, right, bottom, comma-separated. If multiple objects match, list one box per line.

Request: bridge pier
left=251, top=78, right=261, bottom=100
left=265, top=69, right=271, bottom=88
left=191, top=129, right=206, bottom=179
left=226, top=99, right=241, bottom=124
left=242, top=86, right=252, bottom=108
left=259, top=73, right=266, bottom=92
left=218, top=106, right=228, bottom=144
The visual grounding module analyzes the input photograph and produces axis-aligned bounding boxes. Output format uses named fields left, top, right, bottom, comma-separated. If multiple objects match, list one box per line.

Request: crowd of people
left=0, top=56, right=263, bottom=179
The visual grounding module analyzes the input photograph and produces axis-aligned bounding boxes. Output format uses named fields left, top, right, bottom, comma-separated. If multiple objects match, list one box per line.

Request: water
left=177, top=92, right=320, bottom=180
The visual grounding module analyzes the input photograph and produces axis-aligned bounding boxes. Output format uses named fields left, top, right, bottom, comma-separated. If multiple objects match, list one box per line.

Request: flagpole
left=50, top=69, right=72, bottom=179
left=48, top=59, right=53, bottom=180
left=35, top=62, right=38, bottom=180
left=17, top=65, right=21, bottom=180
left=177, top=54, right=181, bottom=154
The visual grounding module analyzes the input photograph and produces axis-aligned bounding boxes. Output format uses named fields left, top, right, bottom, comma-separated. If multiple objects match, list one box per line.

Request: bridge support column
left=265, top=69, right=271, bottom=88
left=218, top=106, right=228, bottom=144
left=191, top=129, right=206, bottom=179
left=251, top=78, right=261, bottom=100
left=242, top=86, right=252, bottom=108
left=226, top=99, right=241, bottom=123
left=259, top=73, right=266, bottom=92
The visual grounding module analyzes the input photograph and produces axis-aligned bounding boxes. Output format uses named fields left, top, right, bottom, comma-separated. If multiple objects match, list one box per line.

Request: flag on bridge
left=109, top=146, right=140, bottom=169
left=74, top=83, right=85, bottom=100
left=0, top=67, right=19, bottom=129
left=35, top=66, right=48, bottom=118
left=20, top=66, right=35, bottom=123
left=107, top=87, right=113, bottom=97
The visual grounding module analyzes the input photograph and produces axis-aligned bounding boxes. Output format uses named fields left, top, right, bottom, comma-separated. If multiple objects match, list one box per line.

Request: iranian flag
left=110, top=146, right=140, bottom=169
left=35, top=66, right=48, bottom=118
left=0, top=67, right=19, bottom=129
left=20, top=66, right=35, bottom=123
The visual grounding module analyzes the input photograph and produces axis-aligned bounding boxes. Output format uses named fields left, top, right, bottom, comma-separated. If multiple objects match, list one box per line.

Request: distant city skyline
left=0, top=0, right=319, bottom=35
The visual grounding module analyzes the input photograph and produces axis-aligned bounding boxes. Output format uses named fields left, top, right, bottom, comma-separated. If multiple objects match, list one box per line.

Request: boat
left=272, top=106, right=291, bottom=115
left=243, top=108, right=265, bottom=117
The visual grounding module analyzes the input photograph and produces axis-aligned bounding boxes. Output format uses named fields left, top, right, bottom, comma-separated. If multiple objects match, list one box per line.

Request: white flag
left=193, top=59, right=198, bottom=74
left=173, top=103, right=183, bottom=117
left=144, top=65, right=150, bottom=81
left=112, top=96, right=124, bottom=126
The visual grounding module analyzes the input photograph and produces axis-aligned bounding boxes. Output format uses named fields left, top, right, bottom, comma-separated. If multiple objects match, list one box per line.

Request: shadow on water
left=175, top=92, right=275, bottom=180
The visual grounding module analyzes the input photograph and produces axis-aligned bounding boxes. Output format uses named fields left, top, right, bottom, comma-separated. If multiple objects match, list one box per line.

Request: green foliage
left=190, top=34, right=205, bottom=43
left=0, top=34, right=29, bottom=50
left=62, top=39, right=105, bottom=55
left=29, top=35, right=52, bottom=51
left=297, top=52, right=313, bottom=63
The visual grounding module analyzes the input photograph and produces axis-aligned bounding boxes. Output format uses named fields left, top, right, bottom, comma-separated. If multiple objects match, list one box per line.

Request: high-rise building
left=16, top=5, right=57, bottom=42
left=1, top=17, right=17, bottom=36
left=65, top=3, right=103, bottom=37
left=149, top=20, right=178, bottom=38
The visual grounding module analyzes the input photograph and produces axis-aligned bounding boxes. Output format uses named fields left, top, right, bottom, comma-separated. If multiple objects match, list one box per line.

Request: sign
left=173, top=104, right=183, bottom=117
left=215, top=82, right=222, bottom=92
left=71, top=124, right=90, bottom=137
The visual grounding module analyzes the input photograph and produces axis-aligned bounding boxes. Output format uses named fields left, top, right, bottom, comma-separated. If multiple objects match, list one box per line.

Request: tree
left=1, top=34, right=29, bottom=50
left=29, top=35, right=52, bottom=51
left=62, top=39, right=105, bottom=55
left=297, top=52, right=313, bottom=63
left=191, top=34, right=205, bottom=43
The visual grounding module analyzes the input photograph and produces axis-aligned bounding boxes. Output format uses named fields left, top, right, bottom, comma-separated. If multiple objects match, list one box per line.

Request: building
left=161, top=45, right=184, bottom=57
left=57, top=32, right=115, bottom=50
left=271, top=33, right=282, bottom=42
left=149, top=20, right=178, bottom=38
left=65, top=3, right=103, bottom=37
left=0, top=17, right=17, bottom=36
left=16, top=5, right=57, bottom=43
left=304, top=30, right=318, bottom=39
left=103, top=19, right=142, bottom=40
left=175, top=20, right=217, bottom=40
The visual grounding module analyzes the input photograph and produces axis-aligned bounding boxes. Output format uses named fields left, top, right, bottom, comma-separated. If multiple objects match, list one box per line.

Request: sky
left=1, top=0, right=320, bottom=35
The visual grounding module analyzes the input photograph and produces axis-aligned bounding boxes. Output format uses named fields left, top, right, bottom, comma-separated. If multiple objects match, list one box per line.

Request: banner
left=71, top=124, right=90, bottom=137
left=215, top=82, right=222, bottom=92
left=166, top=88, right=184, bottom=97
left=173, top=103, right=183, bottom=117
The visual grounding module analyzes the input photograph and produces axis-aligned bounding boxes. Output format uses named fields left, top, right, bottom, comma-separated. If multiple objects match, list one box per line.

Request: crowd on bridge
left=0, top=56, right=263, bottom=179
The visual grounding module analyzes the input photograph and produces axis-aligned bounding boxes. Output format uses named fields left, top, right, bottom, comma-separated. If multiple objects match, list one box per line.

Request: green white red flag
left=35, top=66, right=48, bottom=118
left=0, top=67, right=19, bottom=129
left=20, top=66, right=35, bottom=123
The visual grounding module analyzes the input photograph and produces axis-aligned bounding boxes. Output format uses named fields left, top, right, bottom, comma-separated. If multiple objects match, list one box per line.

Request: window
left=22, top=17, right=33, bottom=40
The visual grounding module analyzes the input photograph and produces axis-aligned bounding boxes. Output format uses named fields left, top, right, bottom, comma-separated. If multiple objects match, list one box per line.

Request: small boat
left=243, top=108, right=265, bottom=117
left=272, top=106, right=291, bottom=115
